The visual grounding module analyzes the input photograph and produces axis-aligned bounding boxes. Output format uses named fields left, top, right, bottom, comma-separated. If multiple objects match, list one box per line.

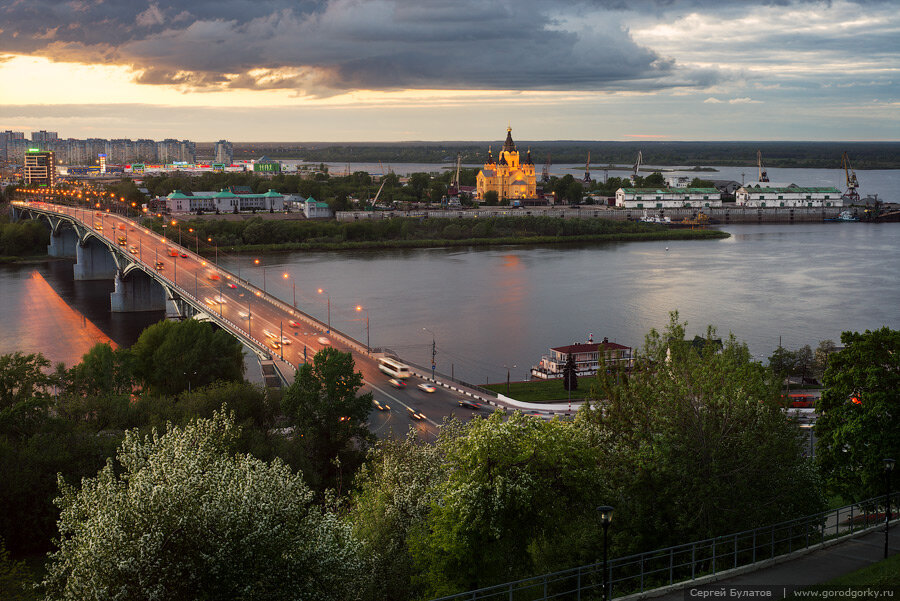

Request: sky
left=0, top=0, right=897, bottom=142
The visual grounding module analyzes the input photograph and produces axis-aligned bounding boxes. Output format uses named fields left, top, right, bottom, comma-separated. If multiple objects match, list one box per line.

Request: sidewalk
left=644, top=526, right=898, bottom=600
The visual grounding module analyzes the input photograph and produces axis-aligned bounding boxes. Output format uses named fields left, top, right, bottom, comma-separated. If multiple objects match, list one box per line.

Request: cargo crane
left=842, top=152, right=860, bottom=203
left=582, top=152, right=592, bottom=184
left=757, top=150, right=769, bottom=182
left=449, top=153, right=462, bottom=196
left=541, top=153, right=551, bottom=183
left=632, top=151, right=642, bottom=185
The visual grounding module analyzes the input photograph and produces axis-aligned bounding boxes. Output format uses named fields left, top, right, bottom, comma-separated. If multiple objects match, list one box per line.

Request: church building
left=476, top=127, right=537, bottom=201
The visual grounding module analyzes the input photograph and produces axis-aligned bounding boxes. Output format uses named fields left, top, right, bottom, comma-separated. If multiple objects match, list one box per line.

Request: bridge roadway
left=15, top=200, right=521, bottom=436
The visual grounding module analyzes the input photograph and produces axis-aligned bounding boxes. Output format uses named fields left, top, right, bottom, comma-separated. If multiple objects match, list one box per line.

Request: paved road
left=29, top=201, right=491, bottom=434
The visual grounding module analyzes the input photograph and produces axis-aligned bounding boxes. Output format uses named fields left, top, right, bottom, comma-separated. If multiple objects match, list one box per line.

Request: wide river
left=3, top=222, right=897, bottom=385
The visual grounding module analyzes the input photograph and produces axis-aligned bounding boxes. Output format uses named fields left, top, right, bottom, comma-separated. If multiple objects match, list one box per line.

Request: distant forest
left=207, top=141, right=900, bottom=169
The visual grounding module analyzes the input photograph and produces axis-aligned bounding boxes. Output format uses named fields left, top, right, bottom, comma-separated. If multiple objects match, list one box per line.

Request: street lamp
left=886, top=458, right=896, bottom=559
left=598, top=505, right=614, bottom=601
left=254, top=259, right=266, bottom=293
left=423, top=327, right=436, bottom=379
left=284, top=273, right=296, bottom=308
left=189, top=227, right=198, bottom=253
left=505, top=364, right=517, bottom=394
left=356, top=305, right=369, bottom=351
left=318, top=288, right=331, bottom=332
left=208, top=236, right=217, bottom=264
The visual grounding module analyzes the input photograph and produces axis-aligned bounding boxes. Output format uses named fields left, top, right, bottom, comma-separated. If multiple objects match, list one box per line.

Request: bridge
left=10, top=200, right=359, bottom=387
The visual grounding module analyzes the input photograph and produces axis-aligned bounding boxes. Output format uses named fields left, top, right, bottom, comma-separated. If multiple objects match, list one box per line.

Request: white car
left=263, top=330, right=278, bottom=340
left=417, top=383, right=436, bottom=393
left=238, top=311, right=250, bottom=319
left=317, top=336, right=331, bottom=346
left=280, top=336, right=291, bottom=345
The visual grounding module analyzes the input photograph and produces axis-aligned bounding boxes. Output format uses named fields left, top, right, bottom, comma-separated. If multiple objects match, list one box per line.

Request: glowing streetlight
left=356, top=305, right=369, bottom=351
left=284, top=273, right=296, bottom=308
left=318, top=288, right=331, bottom=332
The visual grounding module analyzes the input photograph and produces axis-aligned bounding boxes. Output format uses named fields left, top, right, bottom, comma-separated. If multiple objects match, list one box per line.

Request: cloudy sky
left=1, top=0, right=897, bottom=141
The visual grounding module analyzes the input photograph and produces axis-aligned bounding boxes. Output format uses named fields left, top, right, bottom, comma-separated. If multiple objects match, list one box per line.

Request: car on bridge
left=406, top=407, right=426, bottom=420
left=317, top=336, right=331, bottom=346
left=373, top=400, right=390, bottom=411
left=155, top=261, right=164, bottom=270
left=457, top=399, right=482, bottom=410
left=417, top=383, right=436, bottom=393
left=389, top=378, right=407, bottom=389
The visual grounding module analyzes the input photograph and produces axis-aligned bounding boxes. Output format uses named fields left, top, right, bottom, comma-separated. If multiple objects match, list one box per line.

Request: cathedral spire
left=487, top=145, right=494, bottom=164
left=502, top=126, right=516, bottom=153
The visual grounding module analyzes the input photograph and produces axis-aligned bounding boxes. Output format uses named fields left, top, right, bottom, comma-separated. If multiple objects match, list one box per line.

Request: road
left=28, top=201, right=490, bottom=436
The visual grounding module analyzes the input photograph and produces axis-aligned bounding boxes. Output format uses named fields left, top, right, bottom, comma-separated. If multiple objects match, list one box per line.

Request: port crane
left=842, top=151, right=860, bottom=203
left=632, top=151, right=642, bottom=184
left=582, top=152, right=592, bottom=184
left=757, top=150, right=769, bottom=182
left=541, top=154, right=551, bottom=183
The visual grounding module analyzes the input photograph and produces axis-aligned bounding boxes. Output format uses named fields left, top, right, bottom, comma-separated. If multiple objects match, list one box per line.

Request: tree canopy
left=815, top=327, right=900, bottom=500
left=130, top=319, right=244, bottom=395
left=41, top=411, right=364, bottom=601
left=579, top=313, right=823, bottom=551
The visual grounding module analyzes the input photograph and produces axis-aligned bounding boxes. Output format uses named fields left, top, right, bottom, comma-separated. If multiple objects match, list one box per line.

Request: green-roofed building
left=735, top=185, right=843, bottom=208
left=615, top=187, right=723, bottom=209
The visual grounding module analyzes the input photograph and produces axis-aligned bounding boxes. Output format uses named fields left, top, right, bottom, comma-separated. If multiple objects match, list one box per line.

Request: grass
left=785, top=553, right=900, bottom=596
left=483, top=378, right=590, bottom=403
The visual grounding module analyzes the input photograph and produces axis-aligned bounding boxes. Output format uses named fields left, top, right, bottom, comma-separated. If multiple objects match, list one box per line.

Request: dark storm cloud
left=0, top=0, right=881, bottom=93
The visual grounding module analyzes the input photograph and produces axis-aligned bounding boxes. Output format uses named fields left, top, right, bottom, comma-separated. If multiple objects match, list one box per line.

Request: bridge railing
left=429, top=493, right=898, bottom=601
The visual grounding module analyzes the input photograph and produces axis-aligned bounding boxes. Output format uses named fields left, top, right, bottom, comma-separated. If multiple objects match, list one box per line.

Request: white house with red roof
left=531, top=335, right=633, bottom=380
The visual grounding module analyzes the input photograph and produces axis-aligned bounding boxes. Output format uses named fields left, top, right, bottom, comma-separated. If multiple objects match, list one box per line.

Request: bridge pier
left=47, top=228, right=78, bottom=258
left=74, top=239, right=118, bottom=280
left=110, top=270, right=167, bottom=312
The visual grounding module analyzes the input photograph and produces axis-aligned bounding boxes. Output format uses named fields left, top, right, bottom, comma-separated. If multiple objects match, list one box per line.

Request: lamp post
left=886, top=458, right=896, bottom=559
left=208, top=237, right=217, bottom=264
left=598, top=506, right=614, bottom=601
left=423, top=327, right=436, bottom=379
left=356, top=305, right=369, bottom=351
left=284, top=273, right=295, bottom=308
left=255, top=259, right=266, bottom=293
left=189, top=227, right=198, bottom=254
left=318, top=288, right=331, bottom=332
left=505, top=364, right=517, bottom=394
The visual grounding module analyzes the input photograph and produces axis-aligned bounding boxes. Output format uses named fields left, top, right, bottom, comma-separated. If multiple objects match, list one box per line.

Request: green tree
left=813, top=339, right=838, bottom=379
left=409, top=413, right=607, bottom=596
left=563, top=352, right=578, bottom=391
left=482, top=190, right=499, bottom=206
left=351, top=432, right=444, bottom=601
left=408, top=173, right=431, bottom=202
left=0, top=536, right=32, bottom=601
left=643, top=171, right=666, bottom=187
left=689, top=177, right=715, bottom=188
left=280, top=348, right=374, bottom=494
left=580, top=313, right=823, bottom=552
left=41, top=411, right=364, bottom=601
left=130, top=320, right=244, bottom=396
left=63, top=343, right=133, bottom=399
left=815, top=327, right=900, bottom=500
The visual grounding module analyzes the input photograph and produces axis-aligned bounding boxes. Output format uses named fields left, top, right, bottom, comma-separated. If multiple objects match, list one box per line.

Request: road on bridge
left=26, top=201, right=494, bottom=436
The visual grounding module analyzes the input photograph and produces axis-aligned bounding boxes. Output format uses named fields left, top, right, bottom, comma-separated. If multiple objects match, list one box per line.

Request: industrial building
left=615, top=187, right=723, bottom=209
left=735, top=185, right=843, bottom=208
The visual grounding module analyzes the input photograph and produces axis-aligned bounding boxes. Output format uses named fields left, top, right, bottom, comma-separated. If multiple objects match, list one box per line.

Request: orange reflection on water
left=19, top=270, right=115, bottom=366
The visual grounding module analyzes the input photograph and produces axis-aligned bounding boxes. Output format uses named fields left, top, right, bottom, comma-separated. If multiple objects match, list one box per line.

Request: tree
left=689, top=177, right=715, bottom=188
left=0, top=536, right=32, bottom=601
left=41, top=411, right=364, bottom=601
left=63, top=343, right=134, bottom=399
left=407, top=173, right=431, bottom=202
left=562, top=352, right=578, bottom=391
left=482, top=190, right=499, bottom=206
left=813, top=339, right=838, bottom=379
left=280, top=348, right=374, bottom=494
left=643, top=171, right=666, bottom=187
left=409, top=413, right=607, bottom=596
left=580, top=313, right=823, bottom=552
left=130, top=319, right=244, bottom=396
left=815, top=327, right=900, bottom=501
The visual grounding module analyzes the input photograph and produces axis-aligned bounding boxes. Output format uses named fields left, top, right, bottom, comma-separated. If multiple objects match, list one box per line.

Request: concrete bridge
left=10, top=200, right=358, bottom=387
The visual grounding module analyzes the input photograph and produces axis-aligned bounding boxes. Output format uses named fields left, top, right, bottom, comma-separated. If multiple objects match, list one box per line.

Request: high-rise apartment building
left=24, top=149, right=56, bottom=187
left=0, top=131, right=25, bottom=161
left=214, top=140, right=234, bottom=165
left=31, top=130, right=58, bottom=143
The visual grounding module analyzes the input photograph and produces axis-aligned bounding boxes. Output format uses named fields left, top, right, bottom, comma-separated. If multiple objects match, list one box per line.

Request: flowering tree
left=41, top=411, right=364, bottom=601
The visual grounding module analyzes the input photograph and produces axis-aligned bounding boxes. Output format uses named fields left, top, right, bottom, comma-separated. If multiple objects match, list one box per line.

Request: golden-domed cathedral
left=476, top=127, right=537, bottom=201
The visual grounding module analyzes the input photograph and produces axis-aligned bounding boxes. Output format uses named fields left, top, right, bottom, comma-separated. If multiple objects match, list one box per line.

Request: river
left=4, top=222, right=896, bottom=385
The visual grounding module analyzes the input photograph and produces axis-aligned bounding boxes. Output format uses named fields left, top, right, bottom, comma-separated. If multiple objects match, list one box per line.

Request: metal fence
left=431, top=493, right=897, bottom=601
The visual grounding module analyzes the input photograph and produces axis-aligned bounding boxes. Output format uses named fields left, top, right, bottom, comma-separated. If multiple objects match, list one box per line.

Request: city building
left=214, top=140, right=234, bottom=165
left=734, top=185, right=843, bottom=208
left=302, top=197, right=333, bottom=218
left=23, top=149, right=56, bottom=187
left=531, top=336, right=633, bottom=380
left=476, top=127, right=537, bottom=201
left=252, top=156, right=281, bottom=174
left=161, top=189, right=285, bottom=213
left=615, top=187, right=723, bottom=209
left=31, top=130, right=58, bottom=143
